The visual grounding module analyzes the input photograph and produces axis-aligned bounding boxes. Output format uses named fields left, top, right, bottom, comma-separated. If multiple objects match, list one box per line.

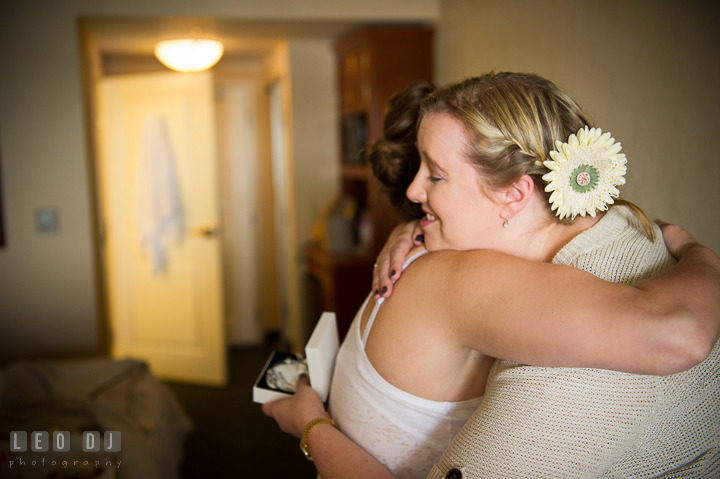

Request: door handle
left=190, top=226, right=220, bottom=238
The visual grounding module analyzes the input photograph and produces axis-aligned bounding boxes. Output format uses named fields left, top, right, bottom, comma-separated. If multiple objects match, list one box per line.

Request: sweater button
left=445, top=468, right=463, bottom=479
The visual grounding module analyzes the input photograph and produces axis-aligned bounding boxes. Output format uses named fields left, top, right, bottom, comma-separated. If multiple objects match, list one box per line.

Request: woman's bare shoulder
left=408, top=248, right=533, bottom=279
left=386, top=249, right=516, bottom=320
left=416, top=248, right=583, bottom=278
left=400, top=248, right=589, bottom=322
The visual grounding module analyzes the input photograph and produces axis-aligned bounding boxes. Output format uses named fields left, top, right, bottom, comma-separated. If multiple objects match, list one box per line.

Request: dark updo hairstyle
left=366, top=81, right=435, bottom=221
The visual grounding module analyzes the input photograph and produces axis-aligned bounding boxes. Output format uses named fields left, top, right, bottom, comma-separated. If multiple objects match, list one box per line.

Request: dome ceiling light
left=154, top=37, right=224, bottom=72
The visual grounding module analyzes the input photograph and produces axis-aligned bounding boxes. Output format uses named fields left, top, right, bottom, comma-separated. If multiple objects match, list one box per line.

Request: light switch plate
left=36, top=208, right=59, bottom=233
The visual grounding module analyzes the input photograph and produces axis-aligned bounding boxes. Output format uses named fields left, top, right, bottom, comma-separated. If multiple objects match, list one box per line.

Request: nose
left=406, top=169, right=427, bottom=204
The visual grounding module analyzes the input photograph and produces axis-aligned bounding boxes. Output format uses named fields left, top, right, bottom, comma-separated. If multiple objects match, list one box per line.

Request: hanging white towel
left=135, top=115, right=183, bottom=274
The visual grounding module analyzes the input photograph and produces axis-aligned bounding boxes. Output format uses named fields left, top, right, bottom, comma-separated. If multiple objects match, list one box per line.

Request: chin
left=423, top=237, right=437, bottom=252
left=423, top=237, right=446, bottom=253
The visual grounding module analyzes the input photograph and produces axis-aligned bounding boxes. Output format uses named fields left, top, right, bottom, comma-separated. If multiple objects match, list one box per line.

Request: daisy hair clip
left=542, top=126, right=627, bottom=220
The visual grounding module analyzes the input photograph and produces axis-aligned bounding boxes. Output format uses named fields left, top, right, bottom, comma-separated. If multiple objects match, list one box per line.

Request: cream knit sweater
left=427, top=206, right=720, bottom=478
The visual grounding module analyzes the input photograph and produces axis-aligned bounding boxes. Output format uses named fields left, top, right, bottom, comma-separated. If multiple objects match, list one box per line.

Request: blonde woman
left=264, top=73, right=720, bottom=478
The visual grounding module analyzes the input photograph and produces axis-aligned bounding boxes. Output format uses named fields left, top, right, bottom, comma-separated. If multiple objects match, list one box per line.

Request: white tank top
left=328, top=250, right=483, bottom=479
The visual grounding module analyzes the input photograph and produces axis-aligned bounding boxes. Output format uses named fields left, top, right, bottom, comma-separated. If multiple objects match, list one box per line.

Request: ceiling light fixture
left=154, top=38, right=224, bottom=73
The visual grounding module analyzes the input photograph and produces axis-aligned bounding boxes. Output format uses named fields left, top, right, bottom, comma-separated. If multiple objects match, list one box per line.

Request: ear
left=499, top=175, right=535, bottom=218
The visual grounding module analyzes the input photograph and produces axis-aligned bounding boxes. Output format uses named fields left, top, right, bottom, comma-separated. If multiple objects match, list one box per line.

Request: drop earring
left=503, top=216, right=510, bottom=228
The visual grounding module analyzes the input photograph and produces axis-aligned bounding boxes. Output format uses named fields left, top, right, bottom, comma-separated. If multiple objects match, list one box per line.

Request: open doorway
left=80, top=18, right=353, bottom=383
left=80, top=18, right=294, bottom=385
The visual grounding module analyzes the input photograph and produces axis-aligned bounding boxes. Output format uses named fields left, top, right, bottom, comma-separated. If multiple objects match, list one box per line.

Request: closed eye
left=429, top=175, right=443, bottom=183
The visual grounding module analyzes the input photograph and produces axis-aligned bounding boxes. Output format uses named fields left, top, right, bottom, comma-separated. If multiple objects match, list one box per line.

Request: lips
left=421, top=212, right=437, bottom=228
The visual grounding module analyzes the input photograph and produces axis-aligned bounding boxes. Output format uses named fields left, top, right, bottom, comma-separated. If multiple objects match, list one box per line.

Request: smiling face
left=407, top=112, right=506, bottom=252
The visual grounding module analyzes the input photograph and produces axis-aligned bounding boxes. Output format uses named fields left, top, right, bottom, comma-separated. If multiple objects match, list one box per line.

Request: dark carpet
left=165, top=347, right=318, bottom=479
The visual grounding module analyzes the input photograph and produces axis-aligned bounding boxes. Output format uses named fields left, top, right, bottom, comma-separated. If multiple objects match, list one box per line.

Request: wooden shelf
left=342, top=163, right=372, bottom=180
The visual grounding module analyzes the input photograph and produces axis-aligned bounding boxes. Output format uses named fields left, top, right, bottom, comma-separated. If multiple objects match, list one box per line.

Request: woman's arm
left=374, top=220, right=720, bottom=375
left=262, top=376, right=396, bottom=479
left=376, top=220, right=715, bottom=293
left=406, top=239, right=719, bottom=375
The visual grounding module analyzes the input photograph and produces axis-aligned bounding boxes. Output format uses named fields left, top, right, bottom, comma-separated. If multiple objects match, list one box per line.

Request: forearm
left=308, top=424, right=396, bottom=479
left=424, top=246, right=719, bottom=376
left=262, top=378, right=396, bottom=479
left=520, top=242, right=720, bottom=375
left=633, top=242, right=720, bottom=372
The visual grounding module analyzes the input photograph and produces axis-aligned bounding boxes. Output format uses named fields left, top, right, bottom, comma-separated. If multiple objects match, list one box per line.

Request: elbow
left=660, top=314, right=716, bottom=375
left=683, top=328, right=716, bottom=370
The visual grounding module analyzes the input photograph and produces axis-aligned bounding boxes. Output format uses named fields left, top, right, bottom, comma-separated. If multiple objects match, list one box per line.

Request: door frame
left=80, top=27, right=305, bottom=358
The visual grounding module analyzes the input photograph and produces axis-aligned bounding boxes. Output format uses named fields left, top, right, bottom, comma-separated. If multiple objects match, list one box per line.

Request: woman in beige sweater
left=263, top=73, right=720, bottom=478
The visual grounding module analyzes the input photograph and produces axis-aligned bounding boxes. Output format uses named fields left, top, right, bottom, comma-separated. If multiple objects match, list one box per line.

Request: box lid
left=305, top=312, right=339, bottom=402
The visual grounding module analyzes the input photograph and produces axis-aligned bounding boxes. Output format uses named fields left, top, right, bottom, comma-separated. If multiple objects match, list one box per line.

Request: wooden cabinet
left=336, top=27, right=433, bottom=253
left=306, top=27, right=433, bottom=340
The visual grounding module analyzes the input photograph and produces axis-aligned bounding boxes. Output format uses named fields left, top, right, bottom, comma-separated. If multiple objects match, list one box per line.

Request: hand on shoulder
left=372, top=220, right=424, bottom=299
left=655, top=219, right=699, bottom=259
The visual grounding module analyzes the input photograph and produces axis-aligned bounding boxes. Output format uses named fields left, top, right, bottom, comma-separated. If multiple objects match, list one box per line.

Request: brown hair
left=367, top=81, right=434, bottom=220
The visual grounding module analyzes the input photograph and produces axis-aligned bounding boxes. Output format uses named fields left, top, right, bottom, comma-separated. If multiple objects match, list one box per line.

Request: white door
left=96, top=71, right=226, bottom=386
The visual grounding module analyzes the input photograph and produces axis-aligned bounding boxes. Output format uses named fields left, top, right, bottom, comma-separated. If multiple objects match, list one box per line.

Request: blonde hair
left=419, top=72, right=654, bottom=239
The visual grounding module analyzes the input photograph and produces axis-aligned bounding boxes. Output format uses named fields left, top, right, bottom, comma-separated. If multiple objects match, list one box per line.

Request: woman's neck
left=539, top=215, right=602, bottom=262
left=510, top=193, right=603, bottom=263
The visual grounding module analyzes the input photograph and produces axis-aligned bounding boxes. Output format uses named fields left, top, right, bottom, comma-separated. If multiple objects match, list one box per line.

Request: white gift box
left=253, top=312, right=339, bottom=404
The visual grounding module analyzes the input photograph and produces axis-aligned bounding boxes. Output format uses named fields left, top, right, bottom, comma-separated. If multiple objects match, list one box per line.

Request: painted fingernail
left=390, top=269, right=396, bottom=278
left=381, top=286, right=388, bottom=294
left=373, top=289, right=379, bottom=297
left=415, top=234, right=424, bottom=243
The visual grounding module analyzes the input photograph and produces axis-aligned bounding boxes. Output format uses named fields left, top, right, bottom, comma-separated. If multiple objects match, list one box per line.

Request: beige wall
left=288, top=39, right=340, bottom=342
left=289, top=40, right=340, bottom=255
left=0, top=0, right=438, bottom=360
left=436, top=0, right=720, bottom=252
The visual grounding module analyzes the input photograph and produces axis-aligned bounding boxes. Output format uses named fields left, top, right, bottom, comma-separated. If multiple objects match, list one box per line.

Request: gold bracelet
left=299, top=417, right=338, bottom=461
